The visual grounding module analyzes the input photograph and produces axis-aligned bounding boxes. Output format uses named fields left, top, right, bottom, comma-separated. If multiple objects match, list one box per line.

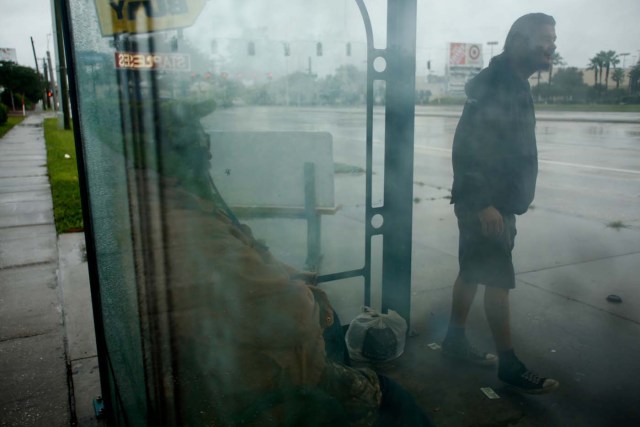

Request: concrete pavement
left=1, top=110, right=639, bottom=426
left=0, top=113, right=100, bottom=427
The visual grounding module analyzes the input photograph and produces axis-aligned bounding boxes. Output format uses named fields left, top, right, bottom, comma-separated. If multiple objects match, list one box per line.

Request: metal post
left=381, top=0, right=417, bottom=326
left=54, top=0, right=71, bottom=129
left=304, top=162, right=321, bottom=271
left=42, top=57, right=51, bottom=110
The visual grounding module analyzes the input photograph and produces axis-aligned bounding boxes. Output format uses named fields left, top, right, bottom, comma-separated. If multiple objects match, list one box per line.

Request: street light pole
left=486, top=41, right=498, bottom=62
left=619, top=52, right=630, bottom=69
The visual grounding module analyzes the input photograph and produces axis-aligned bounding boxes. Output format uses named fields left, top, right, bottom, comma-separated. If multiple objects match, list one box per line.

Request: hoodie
left=450, top=53, right=538, bottom=215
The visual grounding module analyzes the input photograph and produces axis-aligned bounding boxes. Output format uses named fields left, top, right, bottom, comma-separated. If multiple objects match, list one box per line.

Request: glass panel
left=63, top=1, right=640, bottom=426
left=67, top=2, right=148, bottom=422
left=66, top=0, right=381, bottom=424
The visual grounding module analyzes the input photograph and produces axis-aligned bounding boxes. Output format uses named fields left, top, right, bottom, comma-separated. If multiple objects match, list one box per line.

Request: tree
left=601, top=50, right=619, bottom=90
left=0, top=61, right=44, bottom=110
left=587, top=56, right=601, bottom=86
left=629, top=61, right=640, bottom=94
left=548, top=52, right=565, bottom=91
left=318, top=65, right=365, bottom=106
left=611, top=68, right=625, bottom=90
left=550, top=67, right=588, bottom=102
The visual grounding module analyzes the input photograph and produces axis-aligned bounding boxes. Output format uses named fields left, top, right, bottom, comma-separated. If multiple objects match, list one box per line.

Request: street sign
left=94, top=0, right=206, bottom=37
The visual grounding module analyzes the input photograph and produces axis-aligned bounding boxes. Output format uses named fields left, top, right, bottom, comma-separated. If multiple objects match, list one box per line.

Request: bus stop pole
left=381, top=0, right=417, bottom=327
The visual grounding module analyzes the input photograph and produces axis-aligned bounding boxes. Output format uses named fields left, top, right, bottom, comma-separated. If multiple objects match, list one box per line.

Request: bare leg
left=443, top=276, right=497, bottom=365
left=484, top=287, right=512, bottom=352
left=448, top=275, right=478, bottom=328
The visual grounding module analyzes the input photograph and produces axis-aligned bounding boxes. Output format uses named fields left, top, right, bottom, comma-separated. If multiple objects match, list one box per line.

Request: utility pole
left=619, top=52, right=630, bottom=69
left=31, top=36, right=47, bottom=110
left=53, top=0, right=71, bottom=129
left=31, top=37, right=40, bottom=74
left=43, top=57, right=51, bottom=110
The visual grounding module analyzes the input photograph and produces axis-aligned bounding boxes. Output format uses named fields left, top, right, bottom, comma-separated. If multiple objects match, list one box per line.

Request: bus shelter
left=60, top=0, right=417, bottom=423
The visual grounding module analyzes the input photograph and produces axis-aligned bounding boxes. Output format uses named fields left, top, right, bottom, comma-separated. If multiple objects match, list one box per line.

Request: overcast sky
left=1, top=0, right=639, bottom=75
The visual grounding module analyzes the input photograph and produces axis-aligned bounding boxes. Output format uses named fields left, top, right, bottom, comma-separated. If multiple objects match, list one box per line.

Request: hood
left=464, top=53, right=511, bottom=99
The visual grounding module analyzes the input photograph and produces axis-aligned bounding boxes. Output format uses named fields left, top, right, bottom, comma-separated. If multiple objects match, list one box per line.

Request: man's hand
left=478, top=206, right=504, bottom=236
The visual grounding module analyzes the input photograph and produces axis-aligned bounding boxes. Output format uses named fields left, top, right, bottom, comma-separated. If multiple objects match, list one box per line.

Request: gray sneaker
left=442, top=338, right=497, bottom=366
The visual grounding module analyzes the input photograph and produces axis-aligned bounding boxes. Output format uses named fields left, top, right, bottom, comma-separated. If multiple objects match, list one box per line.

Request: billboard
left=449, top=43, right=483, bottom=67
left=0, top=48, right=18, bottom=63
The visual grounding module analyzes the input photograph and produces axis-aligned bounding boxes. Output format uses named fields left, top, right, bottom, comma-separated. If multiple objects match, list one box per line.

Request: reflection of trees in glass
left=242, top=65, right=368, bottom=106
left=318, top=65, right=365, bottom=106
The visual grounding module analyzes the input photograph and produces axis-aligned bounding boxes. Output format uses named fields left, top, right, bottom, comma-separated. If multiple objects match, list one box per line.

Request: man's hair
left=504, top=13, right=555, bottom=53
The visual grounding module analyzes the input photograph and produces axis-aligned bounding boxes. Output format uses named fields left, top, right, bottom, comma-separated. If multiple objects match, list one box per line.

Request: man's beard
left=525, top=48, right=552, bottom=72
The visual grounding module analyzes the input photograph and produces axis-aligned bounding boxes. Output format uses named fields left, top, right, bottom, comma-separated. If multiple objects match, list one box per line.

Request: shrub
left=0, top=103, right=8, bottom=125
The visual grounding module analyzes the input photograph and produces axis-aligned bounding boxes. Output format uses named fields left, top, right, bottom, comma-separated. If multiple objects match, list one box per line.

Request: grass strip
left=44, top=118, right=84, bottom=233
left=0, top=116, right=26, bottom=138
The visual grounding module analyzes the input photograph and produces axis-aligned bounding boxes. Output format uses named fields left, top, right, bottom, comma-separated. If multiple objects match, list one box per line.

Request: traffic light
left=248, top=41, right=255, bottom=56
left=47, top=90, right=53, bottom=98
left=346, top=42, right=351, bottom=56
left=427, top=60, right=431, bottom=71
left=284, top=42, right=290, bottom=57
left=316, top=42, right=323, bottom=56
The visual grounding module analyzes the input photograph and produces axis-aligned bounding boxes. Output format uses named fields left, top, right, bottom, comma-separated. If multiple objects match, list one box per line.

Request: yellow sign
left=95, top=0, right=206, bottom=36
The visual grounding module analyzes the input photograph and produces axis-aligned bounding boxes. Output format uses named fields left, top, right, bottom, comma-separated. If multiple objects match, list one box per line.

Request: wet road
left=202, top=105, right=640, bottom=426
left=203, top=105, right=640, bottom=228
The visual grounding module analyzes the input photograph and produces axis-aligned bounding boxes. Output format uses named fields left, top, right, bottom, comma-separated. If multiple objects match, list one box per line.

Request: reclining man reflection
left=147, top=100, right=433, bottom=426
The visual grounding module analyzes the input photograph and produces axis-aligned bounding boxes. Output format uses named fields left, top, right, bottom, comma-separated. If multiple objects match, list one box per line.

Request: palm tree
left=602, top=50, right=619, bottom=90
left=595, top=51, right=608, bottom=85
left=587, top=56, right=601, bottom=86
left=548, top=52, right=565, bottom=87
left=611, top=68, right=625, bottom=89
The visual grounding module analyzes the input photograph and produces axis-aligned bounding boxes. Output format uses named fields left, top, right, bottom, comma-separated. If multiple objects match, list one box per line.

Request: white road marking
left=539, top=159, right=640, bottom=175
left=414, top=145, right=640, bottom=175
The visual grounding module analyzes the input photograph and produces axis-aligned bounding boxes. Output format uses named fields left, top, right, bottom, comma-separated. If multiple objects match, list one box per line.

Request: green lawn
left=44, top=118, right=84, bottom=233
left=0, top=116, right=26, bottom=138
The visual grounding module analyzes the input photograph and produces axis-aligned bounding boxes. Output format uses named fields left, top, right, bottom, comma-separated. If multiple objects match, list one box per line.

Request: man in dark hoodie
left=443, top=13, right=559, bottom=394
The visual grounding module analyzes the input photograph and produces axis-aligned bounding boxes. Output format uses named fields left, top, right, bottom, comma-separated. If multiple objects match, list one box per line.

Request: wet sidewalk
left=0, top=114, right=100, bottom=426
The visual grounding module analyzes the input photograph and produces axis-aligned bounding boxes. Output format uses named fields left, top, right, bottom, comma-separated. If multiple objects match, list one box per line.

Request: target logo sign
left=468, top=45, right=480, bottom=60
left=450, top=43, right=483, bottom=66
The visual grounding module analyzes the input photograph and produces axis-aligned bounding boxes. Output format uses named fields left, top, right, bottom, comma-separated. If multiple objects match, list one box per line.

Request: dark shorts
left=455, top=204, right=517, bottom=289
